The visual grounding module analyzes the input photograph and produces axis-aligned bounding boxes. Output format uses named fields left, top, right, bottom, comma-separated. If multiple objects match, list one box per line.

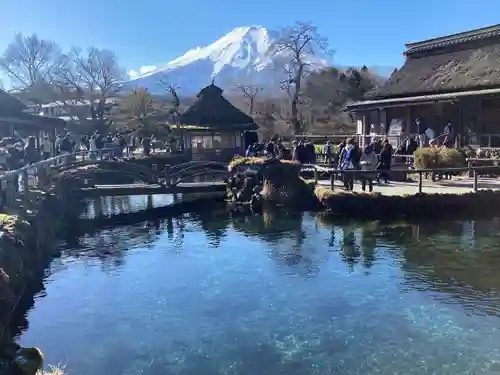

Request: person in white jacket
left=359, top=143, right=378, bottom=192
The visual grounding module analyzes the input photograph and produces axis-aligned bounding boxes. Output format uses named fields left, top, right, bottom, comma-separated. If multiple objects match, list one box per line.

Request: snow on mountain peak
left=124, top=25, right=324, bottom=94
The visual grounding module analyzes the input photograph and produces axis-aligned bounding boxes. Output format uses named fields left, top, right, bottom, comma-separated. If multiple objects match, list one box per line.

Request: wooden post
left=473, top=168, right=478, bottom=192
left=4, top=176, right=16, bottom=206
left=164, top=166, right=171, bottom=186
left=37, top=165, right=46, bottom=188
left=330, top=172, right=334, bottom=189
left=22, top=170, right=29, bottom=199
left=314, top=167, right=319, bottom=185
left=468, top=159, right=473, bottom=178
left=418, top=171, right=423, bottom=193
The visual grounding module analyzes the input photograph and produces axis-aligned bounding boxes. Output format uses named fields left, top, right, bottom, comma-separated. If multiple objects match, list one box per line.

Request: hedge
left=413, top=147, right=466, bottom=169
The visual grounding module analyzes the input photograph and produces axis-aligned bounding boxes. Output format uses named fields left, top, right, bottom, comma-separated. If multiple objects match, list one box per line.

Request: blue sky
left=2, top=0, right=500, bottom=74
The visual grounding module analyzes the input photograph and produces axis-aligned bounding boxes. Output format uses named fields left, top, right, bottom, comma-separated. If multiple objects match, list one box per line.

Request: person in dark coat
left=376, top=140, right=393, bottom=184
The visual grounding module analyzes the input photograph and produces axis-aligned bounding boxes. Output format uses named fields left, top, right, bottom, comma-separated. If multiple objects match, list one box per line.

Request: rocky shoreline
left=227, top=156, right=500, bottom=219
left=2, top=156, right=500, bottom=374
left=0, top=192, right=62, bottom=375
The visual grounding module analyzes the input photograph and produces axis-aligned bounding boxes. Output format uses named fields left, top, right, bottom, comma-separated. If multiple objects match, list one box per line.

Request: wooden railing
left=0, top=147, right=122, bottom=207
left=313, top=153, right=415, bottom=166
left=304, top=164, right=500, bottom=194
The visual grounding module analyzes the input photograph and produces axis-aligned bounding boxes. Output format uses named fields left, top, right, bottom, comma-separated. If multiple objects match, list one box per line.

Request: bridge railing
left=0, top=147, right=122, bottom=208
left=303, top=164, right=500, bottom=194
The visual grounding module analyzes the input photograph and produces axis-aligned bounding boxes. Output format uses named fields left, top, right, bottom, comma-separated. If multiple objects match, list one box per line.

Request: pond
left=17, top=207, right=500, bottom=375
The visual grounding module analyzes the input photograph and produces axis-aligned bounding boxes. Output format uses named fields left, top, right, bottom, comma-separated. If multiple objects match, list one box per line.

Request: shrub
left=413, top=147, right=466, bottom=169
left=228, top=156, right=298, bottom=171
left=314, top=186, right=500, bottom=219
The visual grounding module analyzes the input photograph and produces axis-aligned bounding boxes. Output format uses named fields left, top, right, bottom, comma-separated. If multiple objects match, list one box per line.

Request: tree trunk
left=291, top=65, right=304, bottom=134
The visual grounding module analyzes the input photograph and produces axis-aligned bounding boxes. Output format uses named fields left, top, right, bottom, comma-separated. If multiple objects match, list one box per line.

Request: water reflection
left=18, top=212, right=500, bottom=375
left=80, top=194, right=178, bottom=219
left=80, top=192, right=224, bottom=220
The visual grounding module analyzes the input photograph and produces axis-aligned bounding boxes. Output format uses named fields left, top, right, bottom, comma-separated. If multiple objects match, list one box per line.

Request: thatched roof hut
left=348, top=24, right=500, bottom=109
left=0, top=89, right=27, bottom=114
left=179, top=83, right=258, bottom=131
left=0, top=89, right=66, bottom=133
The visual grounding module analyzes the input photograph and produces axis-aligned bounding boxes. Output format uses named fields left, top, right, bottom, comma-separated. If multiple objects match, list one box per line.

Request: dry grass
left=37, top=364, right=66, bottom=375
left=314, top=186, right=500, bottom=218
left=228, top=156, right=298, bottom=169
left=368, top=41, right=500, bottom=98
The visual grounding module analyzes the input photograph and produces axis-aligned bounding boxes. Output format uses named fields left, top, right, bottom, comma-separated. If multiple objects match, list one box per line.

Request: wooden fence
left=0, top=147, right=121, bottom=207
left=304, top=164, right=500, bottom=194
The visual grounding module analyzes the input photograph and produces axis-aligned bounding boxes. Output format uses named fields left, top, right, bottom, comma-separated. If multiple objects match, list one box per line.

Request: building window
left=191, top=135, right=212, bottom=149
left=213, top=134, right=235, bottom=148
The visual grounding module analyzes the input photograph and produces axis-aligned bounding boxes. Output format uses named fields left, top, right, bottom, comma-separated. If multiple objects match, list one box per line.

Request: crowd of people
left=0, top=131, right=162, bottom=172
left=335, top=138, right=394, bottom=192
left=242, top=134, right=436, bottom=192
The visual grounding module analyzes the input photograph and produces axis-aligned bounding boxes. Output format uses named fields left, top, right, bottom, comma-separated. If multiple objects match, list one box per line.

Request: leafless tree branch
left=235, top=84, right=263, bottom=115
left=55, top=47, right=126, bottom=120
left=157, top=73, right=181, bottom=122
left=267, top=22, right=333, bottom=134
left=0, top=33, right=63, bottom=89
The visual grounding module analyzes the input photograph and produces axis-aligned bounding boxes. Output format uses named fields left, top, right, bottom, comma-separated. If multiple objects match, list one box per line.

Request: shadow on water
left=16, top=209, right=500, bottom=375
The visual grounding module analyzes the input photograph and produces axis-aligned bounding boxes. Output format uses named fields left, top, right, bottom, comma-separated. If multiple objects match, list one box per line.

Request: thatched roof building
left=348, top=24, right=500, bottom=109
left=179, top=83, right=258, bottom=130
left=0, top=89, right=66, bottom=133
left=0, top=89, right=27, bottom=114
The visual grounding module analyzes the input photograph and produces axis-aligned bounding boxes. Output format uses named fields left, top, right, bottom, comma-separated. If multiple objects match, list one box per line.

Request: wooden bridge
left=0, top=148, right=230, bottom=208
left=2, top=146, right=500, bottom=211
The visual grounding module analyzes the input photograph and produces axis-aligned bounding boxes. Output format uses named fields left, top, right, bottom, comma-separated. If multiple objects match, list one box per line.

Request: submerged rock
left=0, top=344, right=44, bottom=375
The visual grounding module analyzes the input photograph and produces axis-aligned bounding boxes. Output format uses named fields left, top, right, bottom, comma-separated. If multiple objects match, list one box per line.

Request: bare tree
left=0, top=33, right=62, bottom=89
left=120, top=88, right=156, bottom=129
left=269, top=22, right=332, bottom=134
left=157, top=73, right=181, bottom=122
left=56, top=47, right=126, bottom=119
left=235, top=84, right=263, bottom=116
left=115, top=87, right=171, bottom=138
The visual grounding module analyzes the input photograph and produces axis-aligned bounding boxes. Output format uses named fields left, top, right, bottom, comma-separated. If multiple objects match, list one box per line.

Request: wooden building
left=0, top=89, right=66, bottom=139
left=346, top=24, right=500, bottom=147
left=178, top=83, right=258, bottom=161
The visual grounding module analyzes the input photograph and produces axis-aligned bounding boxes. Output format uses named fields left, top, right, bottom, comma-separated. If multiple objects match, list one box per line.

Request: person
left=24, top=136, right=38, bottom=165
left=58, top=135, right=73, bottom=155
left=41, top=136, right=53, bottom=159
left=141, top=137, right=151, bottom=156
left=443, top=121, right=454, bottom=147
left=339, top=138, right=356, bottom=191
left=7, top=143, right=24, bottom=170
left=359, top=143, right=377, bottom=192
left=245, top=144, right=255, bottom=157
left=304, top=141, right=316, bottom=164
left=95, top=132, right=104, bottom=149
left=376, top=140, right=392, bottom=184
left=89, top=134, right=98, bottom=160
left=425, top=127, right=436, bottom=145
left=323, top=140, right=333, bottom=164
left=416, top=118, right=427, bottom=148
left=265, top=140, right=275, bottom=158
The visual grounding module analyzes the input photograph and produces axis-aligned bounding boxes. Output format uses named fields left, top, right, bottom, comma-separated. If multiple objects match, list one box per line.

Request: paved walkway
left=317, top=176, right=500, bottom=196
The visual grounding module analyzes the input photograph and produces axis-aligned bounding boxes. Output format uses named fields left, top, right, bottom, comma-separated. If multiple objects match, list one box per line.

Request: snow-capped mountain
left=122, top=25, right=329, bottom=95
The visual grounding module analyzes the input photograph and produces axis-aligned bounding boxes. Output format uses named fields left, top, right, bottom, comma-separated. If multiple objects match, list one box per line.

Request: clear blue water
left=17, top=208, right=500, bottom=375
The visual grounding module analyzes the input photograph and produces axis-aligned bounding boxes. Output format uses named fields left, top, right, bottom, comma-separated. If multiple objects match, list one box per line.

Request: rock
left=13, top=347, right=44, bottom=375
